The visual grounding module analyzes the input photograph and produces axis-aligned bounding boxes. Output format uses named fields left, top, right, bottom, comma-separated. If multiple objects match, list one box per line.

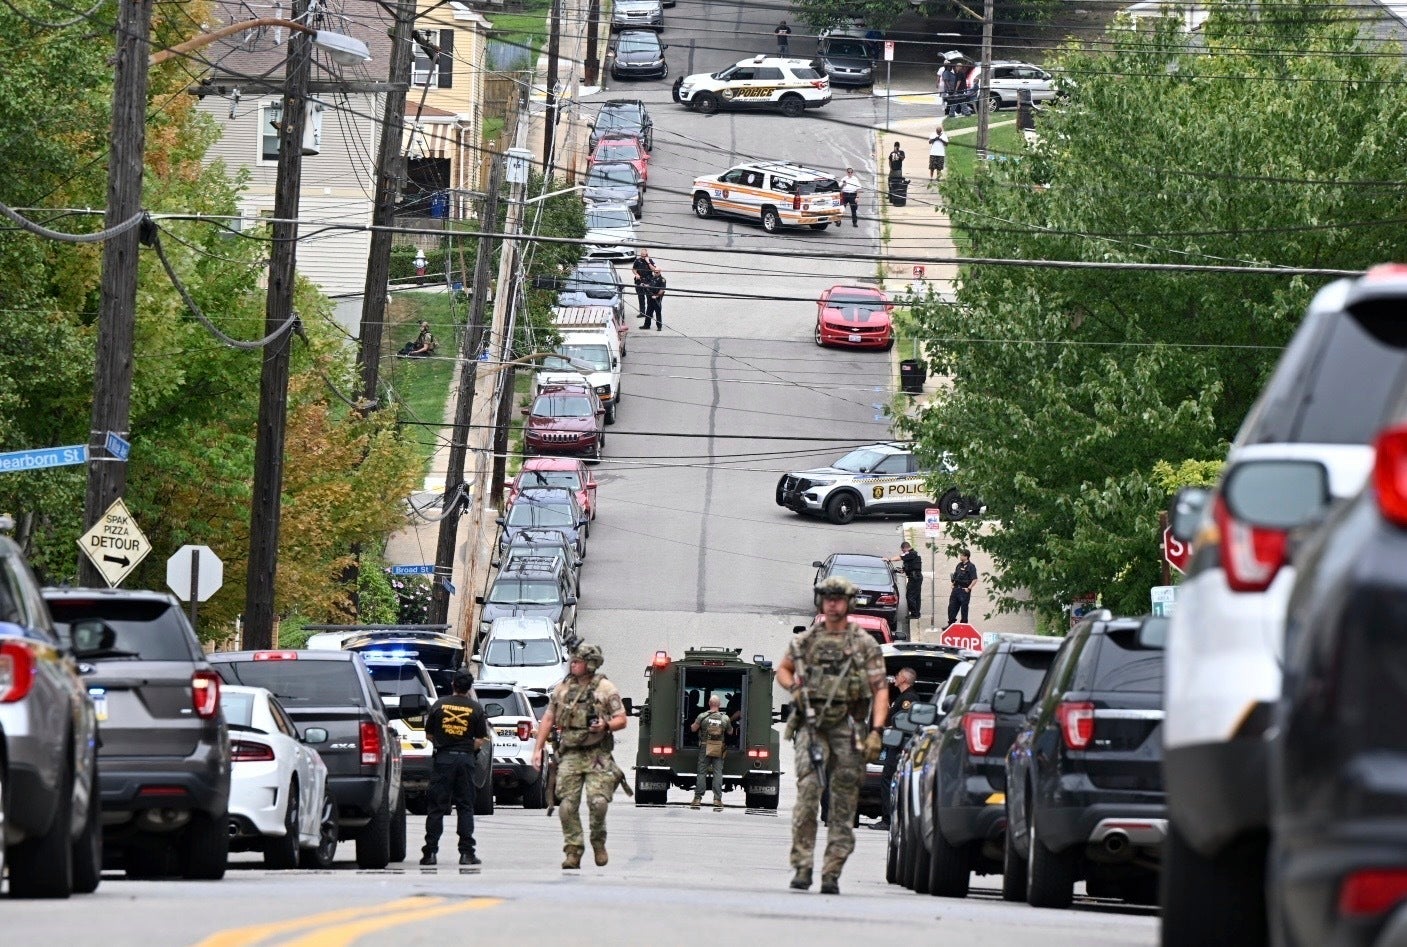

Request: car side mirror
left=612, top=358, right=620, bottom=368
left=70, top=618, right=117, bottom=656
left=565, top=595, right=578, bottom=606
left=992, top=689, right=1023, bottom=715
left=1168, top=486, right=1210, bottom=542
left=892, top=710, right=916, bottom=733
left=471, top=653, right=482, bottom=663
left=777, top=704, right=794, bottom=723
left=811, top=560, right=823, bottom=568
left=940, top=693, right=957, bottom=714
left=622, top=697, right=635, bottom=716
left=495, top=517, right=505, bottom=526
left=474, top=595, right=486, bottom=605
left=908, top=702, right=938, bottom=727
left=1221, top=459, right=1331, bottom=531
left=302, top=727, right=329, bottom=745
left=392, top=692, right=430, bottom=719
left=881, top=727, right=905, bottom=748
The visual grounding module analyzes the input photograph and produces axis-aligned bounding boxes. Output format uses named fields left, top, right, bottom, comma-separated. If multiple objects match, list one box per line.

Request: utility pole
left=584, top=0, right=601, bottom=85
left=488, top=145, right=531, bottom=506
left=428, top=157, right=504, bottom=627
left=543, top=0, right=562, bottom=172
left=976, top=0, right=994, bottom=159
left=244, top=2, right=312, bottom=649
left=357, top=0, right=418, bottom=405
left=81, top=0, right=153, bottom=587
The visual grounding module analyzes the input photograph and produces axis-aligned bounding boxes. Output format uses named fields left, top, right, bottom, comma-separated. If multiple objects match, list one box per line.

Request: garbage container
left=888, top=175, right=909, bottom=207
left=899, top=359, right=927, bottom=395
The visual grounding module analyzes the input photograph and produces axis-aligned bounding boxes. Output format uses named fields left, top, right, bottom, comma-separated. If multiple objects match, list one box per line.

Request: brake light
left=747, top=748, right=770, bottom=759
left=0, top=640, right=36, bottom=703
left=360, top=721, right=383, bottom=766
left=516, top=720, right=533, bottom=741
left=1213, top=495, right=1288, bottom=593
left=253, top=650, right=298, bottom=661
left=231, top=739, right=276, bottom=762
left=1058, top=701, right=1096, bottom=750
left=1338, top=868, right=1407, bottom=917
left=651, top=745, right=674, bottom=756
left=793, top=193, right=801, bottom=210
left=1373, top=424, right=1407, bottom=526
left=810, top=79, right=826, bottom=89
left=877, top=593, right=898, bottom=606
left=191, top=670, right=221, bottom=719
left=138, top=785, right=189, bottom=797
left=962, top=711, right=995, bottom=755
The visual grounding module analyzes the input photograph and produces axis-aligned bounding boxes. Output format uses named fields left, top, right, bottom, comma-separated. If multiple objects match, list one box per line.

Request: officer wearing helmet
left=776, top=576, right=889, bottom=894
left=532, top=642, right=627, bottom=869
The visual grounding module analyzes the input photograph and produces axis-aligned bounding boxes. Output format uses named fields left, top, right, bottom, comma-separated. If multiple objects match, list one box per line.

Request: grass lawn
left=382, top=292, right=457, bottom=472
left=945, top=121, right=1024, bottom=181
left=490, top=0, right=552, bottom=56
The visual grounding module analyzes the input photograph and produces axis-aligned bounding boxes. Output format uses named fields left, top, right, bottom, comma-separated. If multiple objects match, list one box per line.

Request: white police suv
left=775, top=442, right=983, bottom=524
left=674, top=55, right=830, bottom=116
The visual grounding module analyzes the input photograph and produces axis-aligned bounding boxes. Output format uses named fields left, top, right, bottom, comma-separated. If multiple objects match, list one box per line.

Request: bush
left=358, top=559, right=400, bottom=624
left=391, top=574, right=434, bottom=624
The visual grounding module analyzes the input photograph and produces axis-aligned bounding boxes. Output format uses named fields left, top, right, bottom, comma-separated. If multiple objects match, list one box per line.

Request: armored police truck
left=628, top=647, right=783, bottom=808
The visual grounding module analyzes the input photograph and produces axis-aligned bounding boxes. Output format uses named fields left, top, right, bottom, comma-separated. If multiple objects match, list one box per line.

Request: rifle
left=793, top=646, right=858, bottom=799
left=544, top=733, right=560, bottom=817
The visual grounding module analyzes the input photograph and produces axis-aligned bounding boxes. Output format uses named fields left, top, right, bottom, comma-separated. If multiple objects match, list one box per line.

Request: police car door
left=712, top=167, right=751, bottom=217
left=868, top=451, right=928, bottom=514
left=720, top=65, right=756, bottom=106
left=749, top=66, right=786, bottom=104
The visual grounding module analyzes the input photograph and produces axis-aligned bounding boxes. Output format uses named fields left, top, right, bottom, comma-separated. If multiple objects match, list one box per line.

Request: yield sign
left=77, top=498, right=150, bottom=588
left=1163, top=526, right=1191, bottom=575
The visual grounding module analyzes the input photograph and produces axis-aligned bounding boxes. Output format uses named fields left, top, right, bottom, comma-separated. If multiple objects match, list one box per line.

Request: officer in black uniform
left=948, top=550, right=978, bottom=625
left=871, top=667, right=920, bottom=829
left=631, top=250, right=657, bottom=318
left=421, top=669, right=491, bottom=866
left=887, top=541, right=924, bottom=623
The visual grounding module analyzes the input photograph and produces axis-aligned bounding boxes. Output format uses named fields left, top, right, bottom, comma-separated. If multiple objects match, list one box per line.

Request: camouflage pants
left=790, top=723, right=863, bottom=879
left=557, top=748, right=616, bottom=852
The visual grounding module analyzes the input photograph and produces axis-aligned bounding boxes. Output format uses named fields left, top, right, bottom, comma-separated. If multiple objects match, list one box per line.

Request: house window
left=412, top=44, right=438, bottom=85
left=412, top=29, right=455, bottom=88
left=260, top=101, right=282, bottom=161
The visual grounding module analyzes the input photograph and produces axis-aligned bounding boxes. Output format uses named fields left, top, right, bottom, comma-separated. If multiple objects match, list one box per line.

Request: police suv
left=674, top=54, right=831, bottom=117
left=691, top=162, right=842, bottom=233
left=776, top=442, right=983, bottom=524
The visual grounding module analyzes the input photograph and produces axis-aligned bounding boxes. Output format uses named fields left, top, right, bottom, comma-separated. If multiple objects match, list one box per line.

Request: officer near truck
left=690, top=695, right=732, bottom=810
left=776, top=576, right=889, bottom=894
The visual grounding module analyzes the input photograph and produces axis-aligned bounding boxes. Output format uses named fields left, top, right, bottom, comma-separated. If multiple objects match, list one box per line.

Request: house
left=1117, top=0, right=1209, bottom=33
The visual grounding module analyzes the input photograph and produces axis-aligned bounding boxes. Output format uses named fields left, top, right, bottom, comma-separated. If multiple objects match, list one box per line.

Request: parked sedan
left=815, top=284, right=894, bottom=350
left=583, top=161, right=643, bottom=218
left=812, top=553, right=901, bottom=628
left=498, top=488, right=589, bottom=560
left=589, top=134, right=650, bottom=187
left=583, top=202, right=638, bottom=262
left=505, top=457, right=598, bottom=520
left=816, top=34, right=875, bottom=88
left=522, top=390, right=606, bottom=460
left=220, top=685, right=338, bottom=869
left=809, top=612, right=892, bottom=644
left=611, top=29, right=668, bottom=80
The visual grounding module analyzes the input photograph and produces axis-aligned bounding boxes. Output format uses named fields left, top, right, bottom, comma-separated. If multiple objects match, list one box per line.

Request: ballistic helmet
left=815, top=576, right=859, bottom=600
left=572, top=642, right=604, bottom=671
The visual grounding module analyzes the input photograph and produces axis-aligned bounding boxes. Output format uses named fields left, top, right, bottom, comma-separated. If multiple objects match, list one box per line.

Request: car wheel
left=928, top=817, right=970, bottom=897
left=473, top=784, right=496, bottom=816
left=590, top=439, right=602, bottom=462
left=882, top=336, right=894, bottom=352
left=775, top=475, right=788, bottom=506
left=300, top=790, right=339, bottom=869
left=814, top=321, right=825, bottom=347
left=355, top=791, right=392, bottom=869
left=389, top=791, right=407, bottom=864
left=671, top=76, right=683, bottom=102
left=180, top=812, right=230, bottom=880
left=824, top=492, right=858, bottom=525
left=7, top=751, right=73, bottom=898
left=779, top=94, right=805, bottom=117
left=606, top=402, right=617, bottom=425
left=912, top=834, right=933, bottom=894
left=71, top=759, right=102, bottom=894
left=1025, top=804, right=1075, bottom=909
left=989, top=92, right=1002, bottom=111
left=938, top=487, right=970, bottom=521
left=885, top=813, right=901, bottom=884
left=693, top=92, right=719, bottom=114
left=264, top=779, right=302, bottom=869
left=1162, top=819, right=1267, bottom=946
left=522, top=775, right=548, bottom=810
left=1001, top=804, right=1027, bottom=901
left=899, top=819, right=918, bottom=889
left=660, top=62, right=669, bottom=80
left=760, top=208, right=782, bottom=233
left=693, top=193, right=714, bottom=218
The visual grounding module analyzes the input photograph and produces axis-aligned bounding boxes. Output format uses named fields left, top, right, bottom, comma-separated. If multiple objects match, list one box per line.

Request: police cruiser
left=673, top=54, right=831, bottom=117
left=775, top=442, right=983, bottom=524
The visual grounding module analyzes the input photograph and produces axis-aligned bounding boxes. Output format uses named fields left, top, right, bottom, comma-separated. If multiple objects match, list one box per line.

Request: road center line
left=276, top=897, right=503, bottom=947
left=192, top=897, right=445, bottom=947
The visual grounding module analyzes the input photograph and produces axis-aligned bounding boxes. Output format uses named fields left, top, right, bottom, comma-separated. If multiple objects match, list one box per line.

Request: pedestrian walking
left=531, top=643, right=628, bottom=869
left=775, top=20, right=791, bottom=55
left=631, top=249, right=656, bottom=317
left=776, top=576, right=889, bottom=895
left=643, top=268, right=666, bottom=330
left=947, top=549, right=978, bottom=625
left=839, top=167, right=862, bottom=227
left=871, top=668, right=920, bottom=829
left=887, top=142, right=906, bottom=181
left=886, top=540, right=924, bottom=623
left=690, top=695, right=731, bottom=810
left=421, top=670, right=491, bottom=867
left=927, top=125, right=949, bottom=181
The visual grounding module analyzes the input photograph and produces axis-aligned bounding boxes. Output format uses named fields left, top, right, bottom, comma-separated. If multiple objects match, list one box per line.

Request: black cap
left=452, top=670, right=474, bottom=693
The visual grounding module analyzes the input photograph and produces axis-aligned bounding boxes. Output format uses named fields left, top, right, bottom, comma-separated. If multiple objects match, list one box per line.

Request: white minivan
left=537, top=328, right=622, bottom=424
left=474, top=616, right=569, bottom=692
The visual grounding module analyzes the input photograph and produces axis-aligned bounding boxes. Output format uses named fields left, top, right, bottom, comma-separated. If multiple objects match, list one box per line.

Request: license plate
left=848, top=334, right=863, bottom=343
left=638, top=781, right=668, bottom=792
left=749, top=784, right=778, bottom=795
left=856, top=595, right=871, bottom=605
left=89, top=690, right=107, bottom=722
left=495, top=727, right=516, bottom=738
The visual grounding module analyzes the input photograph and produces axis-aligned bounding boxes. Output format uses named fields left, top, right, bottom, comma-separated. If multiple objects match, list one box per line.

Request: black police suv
left=913, top=635, right=1062, bottom=897
left=1003, top=613, right=1167, bottom=909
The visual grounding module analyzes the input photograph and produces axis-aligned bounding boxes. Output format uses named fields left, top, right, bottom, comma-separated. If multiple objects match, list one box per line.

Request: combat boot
left=713, top=798, right=724, bottom=811
left=592, top=841, right=609, bottom=866
left=820, top=877, right=840, bottom=895
left=789, top=868, right=812, bottom=890
left=690, top=795, right=702, bottom=809
left=562, top=848, right=583, bottom=870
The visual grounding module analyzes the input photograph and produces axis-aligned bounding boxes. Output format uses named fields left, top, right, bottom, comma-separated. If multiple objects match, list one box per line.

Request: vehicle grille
left=784, top=475, right=811, bottom=492
left=537, top=432, right=589, bottom=443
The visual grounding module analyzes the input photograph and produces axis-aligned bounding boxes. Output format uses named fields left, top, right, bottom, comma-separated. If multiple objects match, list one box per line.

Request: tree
left=902, top=4, right=1407, bottom=623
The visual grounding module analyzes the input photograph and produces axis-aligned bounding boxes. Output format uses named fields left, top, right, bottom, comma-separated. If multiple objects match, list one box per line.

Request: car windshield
left=476, top=688, right=532, bottom=718
left=598, top=108, right=640, bottom=131
left=618, top=33, right=657, bottom=53
left=216, top=660, right=365, bottom=706
left=595, top=141, right=641, bottom=162
left=561, top=270, right=615, bottom=294
left=831, top=447, right=889, bottom=472
left=588, top=165, right=636, bottom=187
left=834, top=565, right=891, bottom=587
left=533, top=395, right=595, bottom=418
left=221, top=691, right=256, bottom=728
left=47, top=598, right=196, bottom=661
left=506, top=503, right=575, bottom=527
left=522, top=470, right=582, bottom=490
left=488, top=578, right=562, bottom=605
left=365, top=663, right=432, bottom=697
left=828, top=292, right=886, bottom=310
left=557, top=344, right=611, bottom=370
left=485, top=638, right=560, bottom=667
left=587, top=206, right=633, bottom=230
left=828, top=40, right=868, bottom=57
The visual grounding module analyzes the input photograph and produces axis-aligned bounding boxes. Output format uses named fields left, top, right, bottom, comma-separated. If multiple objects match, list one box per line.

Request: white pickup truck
left=551, top=305, right=628, bottom=357
left=536, top=327, right=622, bottom=423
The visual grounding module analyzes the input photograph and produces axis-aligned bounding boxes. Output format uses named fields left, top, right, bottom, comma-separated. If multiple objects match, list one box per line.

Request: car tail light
left=1338, top=868, right=1407, bottom=917
left=253, top=650, right=298, bottom=661
left=792, top=193, right=801, bottom=210
left=231, top=739, right=276, bottom=762
left=516, top=721, right=533, bottom=741
left=747, top=748, right=770, bottom=759
left=877, top=593, right=898, bottom=606
left=810, top=79, right=826, bottom=89
left=0, top=640, right=36, bottom=703
left=651, top=745, right=674, bottom=756
left=360, top=721, right=383, bottom=766
left=1057, top=701, right=1096, bottom=750
left=191, top=670, right=221, bottom=719
left=138, top=785, right=189, bottom=797
left=1213, top=495, right=1288, bottom=593
left=962, top=711, right=995, bottom=755
left=1373, top=424, right=1407, bottom=526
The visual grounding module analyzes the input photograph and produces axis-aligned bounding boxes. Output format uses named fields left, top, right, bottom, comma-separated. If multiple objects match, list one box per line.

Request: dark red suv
left=522, top=391, right=605, bottom=461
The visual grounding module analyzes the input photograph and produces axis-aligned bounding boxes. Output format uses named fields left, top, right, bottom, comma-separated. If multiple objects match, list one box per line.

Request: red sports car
left=814, top=284, right=894, bottom=350
left=506, top=457, right=599, bottom=520
left=812, top=612, right=893, bottom=644
left=588, top=134, right=649, bottom=188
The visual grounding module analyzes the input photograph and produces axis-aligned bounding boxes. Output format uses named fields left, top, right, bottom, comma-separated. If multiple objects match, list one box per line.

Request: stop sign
left=940, top=622, right=982, bottom=651
left=1163, top=527, right=1191, bottom=574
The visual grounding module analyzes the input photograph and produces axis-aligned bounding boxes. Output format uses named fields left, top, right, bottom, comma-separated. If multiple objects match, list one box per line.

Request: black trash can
left=899, top=359, right=927, bottom=394
left=888, top=175, right=909, bottom=207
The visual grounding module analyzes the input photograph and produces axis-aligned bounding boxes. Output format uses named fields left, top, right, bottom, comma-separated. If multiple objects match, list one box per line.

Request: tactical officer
left=777, top=576, right=889, bottom=894
left=948, top=549, right=979, bottom=624
left=421, top=669, right=491, bottom=866
left=690, top=694, right=732, bottom=810
left=872, top=667, right=920, bottom=830
left=532, top=643, right=627, bottom=869
left=886, top=541, right=924, bottom=622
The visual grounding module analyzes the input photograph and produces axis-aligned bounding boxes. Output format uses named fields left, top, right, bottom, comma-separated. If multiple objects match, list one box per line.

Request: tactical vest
left=798, top=623, right=872, bottom=729
left=701, top=711, right=728, bottom=758
left=557, top=674, right=611, bottom=750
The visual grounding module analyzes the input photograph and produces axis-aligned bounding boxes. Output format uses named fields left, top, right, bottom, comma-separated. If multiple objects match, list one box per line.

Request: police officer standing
left=631, top=249, right=656, bottom=318
left=690, top=694, right=732, bottom=810
left=421, top=670, right=491, bottom=866
left=777, top=577, right=889, bottom=894
left=871, top=667, right=920, bottom=830
left=886, top=541, right=924, bottom=624
left=532, top=643, right=628, bottom=869
left=948, top=549, right=979, bottom=624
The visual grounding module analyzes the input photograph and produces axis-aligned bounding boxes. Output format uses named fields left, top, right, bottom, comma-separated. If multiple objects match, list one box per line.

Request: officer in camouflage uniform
left=690, top=694, right=732, bottom=810
left=531, top=643, right=627, bottom=869
left=776, top=576, right=889, bottom=894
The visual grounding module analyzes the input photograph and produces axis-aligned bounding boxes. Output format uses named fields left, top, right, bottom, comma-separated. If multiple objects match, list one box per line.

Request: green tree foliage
left=902, top=4, right=1407, bottom=623
left=513, top=171, right=584, bottom=356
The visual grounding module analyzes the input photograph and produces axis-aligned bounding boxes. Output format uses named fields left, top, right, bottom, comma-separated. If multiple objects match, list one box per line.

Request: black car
left=1268, top=402, right=1407, bottom=946
left=208, top=650, right=414, bottom=869
left=43, top=588, right=231, bottom=880
left=912, top=635, right=1062, bottom=897
left=476, top=559, right=579, bottom=643
left=1003, top=614, right=1167, bottom=909
left=339, top=628, right=468, bottom=697
left=556, top=260, right=626, bottom=319
left=590, top=99, right=653, bottom=151
left=812, top=553, right=901, bottom=629
left=497, top=488, right=588, bottom=561
left=816, top=35, right=875, bottom=88
left=611, top=29, right=668, bottom=79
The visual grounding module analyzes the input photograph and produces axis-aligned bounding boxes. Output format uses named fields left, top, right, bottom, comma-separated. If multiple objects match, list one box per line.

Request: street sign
left=77, top=498, right=150, bottom=588
left=1151, top=585, right=1177, bottom=617
left=924, top=507, right=942, bottom=539
left=0, top=444, right=86, bottom=473
left=167, top=545, right=224, bottom=603
left=883, top=40, right=895, bottom=61
left=1163, top=526, right=1191, bottom=574
left=939, top=622, right=982, bottom=650
left=390, top=564, right=435, bottom=576
left=912, top=265, right=925, bottom=279
left=105, top=431, right=131, bottom=461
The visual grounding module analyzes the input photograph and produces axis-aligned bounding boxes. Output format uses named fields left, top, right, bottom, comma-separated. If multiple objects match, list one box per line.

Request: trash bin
left=899, top=359, right=927, bottom=395
left=888, top=176, right=909, bottom=207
